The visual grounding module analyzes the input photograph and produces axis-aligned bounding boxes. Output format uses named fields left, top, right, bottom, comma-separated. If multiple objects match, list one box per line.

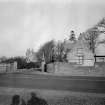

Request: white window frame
left=77, top=56, right=84, bottom=64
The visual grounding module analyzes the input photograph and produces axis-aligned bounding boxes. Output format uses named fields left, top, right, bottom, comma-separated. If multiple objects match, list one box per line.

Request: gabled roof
left=63, top=38, right=92, bottom=53
left=63, top=40, right=76, bottom=51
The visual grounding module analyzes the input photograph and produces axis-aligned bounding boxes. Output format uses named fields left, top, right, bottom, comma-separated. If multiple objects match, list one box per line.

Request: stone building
left=64, top=38, right=94, bottom=66
left=95, top=30, right=105, bottom=62
left=93, top=19, right=105, bottom=62
left=64, top=22, right=105, bottom=65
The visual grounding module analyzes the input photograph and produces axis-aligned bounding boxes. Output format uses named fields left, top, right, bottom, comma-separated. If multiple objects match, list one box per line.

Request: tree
left=1, top=56, right=27, bottom=69
left=36, top=40, right=55, bottom=63
left=26, top=48, right=37, bottom=63
left=55, top=41, right=65, bottom=62
left=0, top=56, right=7, bottom=62
left=81, top=18, right=105, bottom=53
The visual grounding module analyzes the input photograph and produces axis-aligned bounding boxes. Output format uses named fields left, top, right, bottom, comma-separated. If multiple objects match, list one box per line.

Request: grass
left=0, top=87, right=105, bottom=105
left=47, top=96, right=105, bottom=105
left=0, top=94, right=105, bottom=105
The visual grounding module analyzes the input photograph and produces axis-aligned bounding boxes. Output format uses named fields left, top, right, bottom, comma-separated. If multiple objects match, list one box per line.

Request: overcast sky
left=0, top=0, right=105, bottom=57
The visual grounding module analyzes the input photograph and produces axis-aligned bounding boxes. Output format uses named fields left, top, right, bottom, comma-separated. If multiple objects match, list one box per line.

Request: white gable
left=97, top=33, right=105, bottom=42
left=95, top=44, right=105, bottom=56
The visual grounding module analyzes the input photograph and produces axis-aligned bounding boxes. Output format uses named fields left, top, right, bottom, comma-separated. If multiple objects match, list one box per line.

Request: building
left=64, top=38, right=94, bottom=66
left=95, top=32, right=105, bottom=62
left=64, top=27, right=105, bottom=65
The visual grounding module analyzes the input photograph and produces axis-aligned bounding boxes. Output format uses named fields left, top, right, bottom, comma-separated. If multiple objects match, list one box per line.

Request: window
left=77, top=56, right=84, bottom=64
left=77, top=48, right=83, bottom=55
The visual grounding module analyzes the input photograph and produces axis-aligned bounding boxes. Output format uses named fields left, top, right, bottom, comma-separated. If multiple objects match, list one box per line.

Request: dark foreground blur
left=10, top=92, right=48, bottom=105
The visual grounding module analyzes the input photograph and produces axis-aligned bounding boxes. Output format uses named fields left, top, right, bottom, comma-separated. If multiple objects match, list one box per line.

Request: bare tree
left=82, top=18, right=105, bottom=53
left=36, top=40, right=55, bottom=63
left=55, top=41, right=65, bottom=62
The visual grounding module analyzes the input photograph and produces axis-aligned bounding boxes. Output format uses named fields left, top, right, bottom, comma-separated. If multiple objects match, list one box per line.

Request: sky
left=0, top=0, right=105, bottom=57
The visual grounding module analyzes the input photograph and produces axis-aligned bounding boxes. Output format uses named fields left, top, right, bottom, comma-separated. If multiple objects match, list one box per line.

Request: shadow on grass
left=10, top=92, right=105, bottom=105
left=10, top=92, right=48, bottom=105
left=10, top=95, right=20, bottom=105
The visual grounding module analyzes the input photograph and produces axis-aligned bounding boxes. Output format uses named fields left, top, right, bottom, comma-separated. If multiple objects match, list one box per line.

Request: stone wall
left=47, top=62, right=105, bottom=76
left=47, top=62, right=94, bottom=76
left=47, top=62, right=76, bottom=74
left=0, top=62, right=17, bottom=73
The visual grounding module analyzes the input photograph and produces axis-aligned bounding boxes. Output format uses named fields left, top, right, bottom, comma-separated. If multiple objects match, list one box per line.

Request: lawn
left=0, top=94, right=105, bottom=105
left=0, top=87, right=105, bottom=105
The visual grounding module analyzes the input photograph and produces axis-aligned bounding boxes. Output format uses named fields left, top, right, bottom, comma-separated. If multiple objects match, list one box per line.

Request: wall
left=0, top=62, right=17, bottom=73
left=47, top=62, right=105, bottom=77
left=67, top=43, right=94, bottom=66
left=47, top=62, right=77, bottom=74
